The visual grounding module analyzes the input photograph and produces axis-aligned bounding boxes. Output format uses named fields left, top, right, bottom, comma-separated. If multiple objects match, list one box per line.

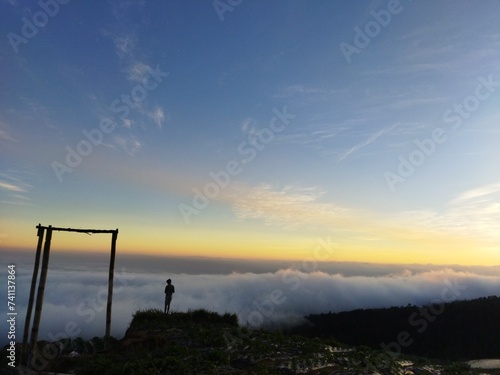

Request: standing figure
left=164, top=279, right=175, bottom=314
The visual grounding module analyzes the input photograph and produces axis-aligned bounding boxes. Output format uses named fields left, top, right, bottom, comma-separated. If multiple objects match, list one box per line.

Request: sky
left=1, top=0, right=500, bottom=266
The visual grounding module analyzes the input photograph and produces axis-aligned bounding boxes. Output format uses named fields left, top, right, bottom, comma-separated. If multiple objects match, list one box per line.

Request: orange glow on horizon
left=1, top=218, right=499, bottom=267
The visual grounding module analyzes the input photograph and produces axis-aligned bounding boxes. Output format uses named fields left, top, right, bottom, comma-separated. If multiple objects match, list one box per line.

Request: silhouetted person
left=164, top=279, right=175, bottom=313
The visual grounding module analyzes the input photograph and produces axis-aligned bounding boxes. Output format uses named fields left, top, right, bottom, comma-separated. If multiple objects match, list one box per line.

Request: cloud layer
left=2, top=252, right=500, bottom=347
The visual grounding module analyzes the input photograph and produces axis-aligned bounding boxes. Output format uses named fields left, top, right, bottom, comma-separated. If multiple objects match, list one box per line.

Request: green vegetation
left=5, top=307, right=496, bottom=374
left=71, top=308, right=482, bottom=374
left=129, top=308, right=238, bottom=330
left=78, top=309, right=241, bottom=374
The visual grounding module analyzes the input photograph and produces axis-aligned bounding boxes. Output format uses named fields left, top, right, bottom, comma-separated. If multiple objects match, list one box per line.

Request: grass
left=37, top=308, right=488, bottom=375
left=75, top=309, right=240, bottom=374
left=128, top=308, right=238, bottom=331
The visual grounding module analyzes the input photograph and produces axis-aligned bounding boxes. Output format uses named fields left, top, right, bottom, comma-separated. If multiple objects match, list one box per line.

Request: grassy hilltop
left=10, top=308, right=491, bottom=375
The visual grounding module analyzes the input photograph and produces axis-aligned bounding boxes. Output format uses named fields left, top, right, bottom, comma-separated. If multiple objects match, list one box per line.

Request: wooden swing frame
left=21, top=224, right=118, bottom=366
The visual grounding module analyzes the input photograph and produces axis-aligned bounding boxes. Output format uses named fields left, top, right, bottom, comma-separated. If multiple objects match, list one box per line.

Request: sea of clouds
left=1, top=251, right=500, bottom=347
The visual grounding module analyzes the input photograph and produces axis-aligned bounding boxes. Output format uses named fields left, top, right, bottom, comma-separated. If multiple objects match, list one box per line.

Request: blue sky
left=1, top=0, right=500, bottom=264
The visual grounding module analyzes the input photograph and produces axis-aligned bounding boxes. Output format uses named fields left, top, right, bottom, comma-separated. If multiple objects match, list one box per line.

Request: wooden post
left=105, top=229, right=118, bottom=348
left=21, top=224, right=45, bottom=366
left=28, top=225, right=52, bottom=364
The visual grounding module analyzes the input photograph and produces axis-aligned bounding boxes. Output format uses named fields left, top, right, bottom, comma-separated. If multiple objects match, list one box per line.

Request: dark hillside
left=293, top=296, right=500, bottom=360
left=2, top=308, right=492, bottom=374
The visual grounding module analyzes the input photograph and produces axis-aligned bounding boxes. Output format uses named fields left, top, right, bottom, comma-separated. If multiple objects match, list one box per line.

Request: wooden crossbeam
left=36, top=224, right=117, bottom=234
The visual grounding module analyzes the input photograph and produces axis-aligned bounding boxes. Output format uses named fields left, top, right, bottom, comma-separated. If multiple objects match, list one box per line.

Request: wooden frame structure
left=22, top=224, right=118, bottom=367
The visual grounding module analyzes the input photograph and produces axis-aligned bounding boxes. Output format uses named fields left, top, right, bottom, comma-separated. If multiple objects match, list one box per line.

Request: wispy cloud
left=240, top=117, right=254, bottom=134
left=0, top=128, right=17, bottom=142
left=223, top=184, right=407, bottom=241
left=113, top=134, right=142, bottom=156
left=274, top=84, right=346, bottom=102
left=0, top=199, right=32, bottom=206
left=0, top=172, right=33, bottom=206
left=99, top=22, right=167, bottom=153
left=336, top=124, right=397, bottom=162
left=0, top=180, right=25, bottom=192
left=101, top=29, right=150, bottom=88
left=395, top=182, right=500, bottom=244
left=126, top=61, right=154, bottom=84
left=228, top=184, right=334, bottom=229
left=110, top=33, right=137, bottom=59
left=221, top=182, right=498, bottom=258
left=123, top=118, right=134, bottom=128
left=149, top=106, right=165, bottom=130
left=451, top=182, right=500, bottom=204
left=446, top=183, right=500, bottom=242
left=280, top=84, right=329, bottom=97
